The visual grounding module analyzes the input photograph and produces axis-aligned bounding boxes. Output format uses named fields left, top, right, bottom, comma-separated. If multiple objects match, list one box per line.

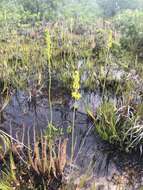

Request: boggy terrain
left=0, top=0, right=143, bottom=189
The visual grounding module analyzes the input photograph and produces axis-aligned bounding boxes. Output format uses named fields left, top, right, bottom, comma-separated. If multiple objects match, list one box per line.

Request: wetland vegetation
left=0, top=0, right=143, bottom=189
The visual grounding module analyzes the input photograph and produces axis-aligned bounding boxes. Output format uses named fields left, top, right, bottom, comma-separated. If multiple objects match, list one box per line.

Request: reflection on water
left=1, top=90, right=143, bottom=189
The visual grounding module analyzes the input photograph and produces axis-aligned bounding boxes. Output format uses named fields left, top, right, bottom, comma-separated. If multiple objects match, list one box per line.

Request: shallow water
left=1, top=90, right=143, bottom=190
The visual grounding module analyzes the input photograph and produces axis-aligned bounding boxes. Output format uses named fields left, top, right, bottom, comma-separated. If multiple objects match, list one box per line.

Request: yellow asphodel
left=45, top=28, right=52, bottom=61
left=107, top=30, right=113, bottom=49
left=71, top=70, right=81, bottom=165
left=72, top=70, right=81, bottom=100
left=72, top=91, right=81, bottom=100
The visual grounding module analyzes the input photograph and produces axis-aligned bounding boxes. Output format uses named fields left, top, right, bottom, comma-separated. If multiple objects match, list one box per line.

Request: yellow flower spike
left=45, top=29, right=52, bottom=61
left=72, top=91, right=81, bottom=100
left=71, top=70, right=81, bottom=101
left=107, top=30, right=113, bottom=49
left=73, top=82, right=80, bottom=90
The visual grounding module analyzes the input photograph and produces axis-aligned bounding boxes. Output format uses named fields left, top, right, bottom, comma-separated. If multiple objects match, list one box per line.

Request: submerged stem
left=71, top=106, right=76, bottom=164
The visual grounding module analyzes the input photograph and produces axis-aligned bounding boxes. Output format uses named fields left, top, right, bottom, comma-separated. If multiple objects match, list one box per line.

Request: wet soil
left=1, top=90, right=143, bottom=190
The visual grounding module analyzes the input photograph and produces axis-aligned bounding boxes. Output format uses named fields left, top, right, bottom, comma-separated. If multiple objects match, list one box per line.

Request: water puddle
left=1, top=90, right=143, bottom=189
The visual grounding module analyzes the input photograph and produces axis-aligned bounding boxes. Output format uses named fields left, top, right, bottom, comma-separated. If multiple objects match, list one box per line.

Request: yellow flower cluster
left=45, top=29, right=52, bottom=61
left=107, top=30, right=113, bottom=49
left=72, top=70, right=81, bottom=100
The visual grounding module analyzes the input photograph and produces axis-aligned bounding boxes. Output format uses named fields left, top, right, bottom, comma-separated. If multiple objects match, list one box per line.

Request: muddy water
left=1, top=90, right=143, bottom=190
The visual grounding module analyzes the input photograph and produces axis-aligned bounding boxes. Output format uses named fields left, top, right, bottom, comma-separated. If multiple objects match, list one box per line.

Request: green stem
left=71, top=106, right=76, bottom=164
left=48, top=60, right=52, bottom=124
left=101, top=49, right=110, bottom=100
